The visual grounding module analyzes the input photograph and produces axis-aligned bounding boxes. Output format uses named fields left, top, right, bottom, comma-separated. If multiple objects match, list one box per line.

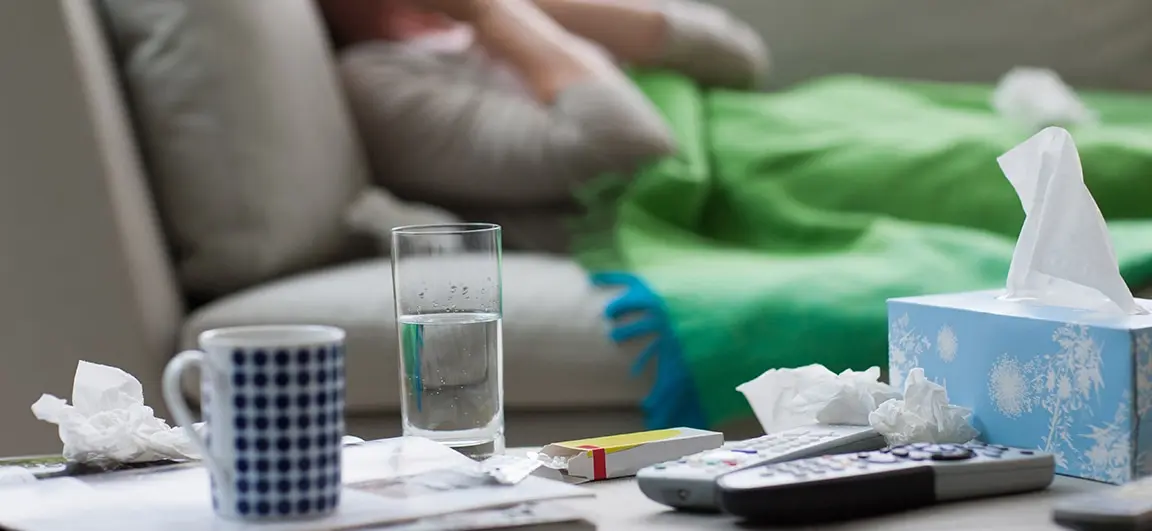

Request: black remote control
left=717, top=441, right=1055, bottom=523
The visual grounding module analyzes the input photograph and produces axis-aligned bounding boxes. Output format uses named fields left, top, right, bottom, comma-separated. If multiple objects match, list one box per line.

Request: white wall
left=709, top=0, right=1152, bottom=91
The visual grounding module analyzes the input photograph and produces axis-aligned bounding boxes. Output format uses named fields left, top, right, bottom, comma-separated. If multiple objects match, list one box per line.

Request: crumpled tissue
left=736, top=364, right=902, bottom=433
left=868, top=368, right=980, bottom=445
left=31, top=361, right=203, bottom=464
left=992, top=67, right=1096, bottom=131
left=737, top=365, right=979, bottom=445
left=997, top=125, right=1146, bottom=315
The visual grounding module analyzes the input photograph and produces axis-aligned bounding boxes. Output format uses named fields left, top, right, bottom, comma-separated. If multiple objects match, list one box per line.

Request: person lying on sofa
left=320, top=0, right=768, bottom=252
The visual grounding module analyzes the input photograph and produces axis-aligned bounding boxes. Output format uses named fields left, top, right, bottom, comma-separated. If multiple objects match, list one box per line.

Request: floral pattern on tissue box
left=887, top=290, right=1152, bottom=484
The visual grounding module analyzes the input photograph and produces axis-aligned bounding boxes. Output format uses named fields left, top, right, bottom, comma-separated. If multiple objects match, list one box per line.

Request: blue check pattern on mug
left=205, top=345, right=346, bottom=519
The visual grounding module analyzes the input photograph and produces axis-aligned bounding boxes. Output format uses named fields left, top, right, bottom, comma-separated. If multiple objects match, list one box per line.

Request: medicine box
left=888, top=290, right=1152, bottom=484
left=537, top=428, right=722, bottom=482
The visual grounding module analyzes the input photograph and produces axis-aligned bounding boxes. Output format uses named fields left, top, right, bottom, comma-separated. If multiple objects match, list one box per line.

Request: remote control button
left=732, top=448, right=757, bottom=454
left=880, top=448, right=891, bottom=453
left=991, top=445, right=1008, bottom=451
left=891, top=448, right=910, bottom=457
left=911, top=443, right=931, bottom=449
left=654, top=464, right=666, bottom=470
left=931, top=449, right=975, bottom=461
left=979, top=452, right=1001, bottom=459
left=857, top=452, right=872, bottom=458
left=1020, top=450, right=1034, bottom=455
left=909, top=451, right=930, bottom=461
left=867, top=453, right=899, bottom=464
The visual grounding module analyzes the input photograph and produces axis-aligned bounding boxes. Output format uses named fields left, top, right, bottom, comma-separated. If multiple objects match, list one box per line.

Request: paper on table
left=0, top=467, right=38, bottom=487
left=997, top=127, right=1145, bottom=315
left=0, top=438, right=593, bottom=531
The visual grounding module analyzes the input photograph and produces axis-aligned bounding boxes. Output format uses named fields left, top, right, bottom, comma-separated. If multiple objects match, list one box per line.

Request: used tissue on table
left=31, top=361, right=203, bottom=464
left=736, top=365, right=901, bottom=432
left=868, top=368, right=979, bottom=445
left=737, top=364, right=977, bottom=445
left=888, top=127, right=1152, bottom=484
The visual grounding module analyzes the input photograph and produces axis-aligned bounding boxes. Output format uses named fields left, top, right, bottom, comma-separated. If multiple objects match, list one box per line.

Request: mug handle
left=162, top=350, right=229, bottom=483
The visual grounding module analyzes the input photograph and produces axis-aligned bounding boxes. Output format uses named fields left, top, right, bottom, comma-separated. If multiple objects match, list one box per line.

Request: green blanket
left=574, top=73, right=1152, bottom=429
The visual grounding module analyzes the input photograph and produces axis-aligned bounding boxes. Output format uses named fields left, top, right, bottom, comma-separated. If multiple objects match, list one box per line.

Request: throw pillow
left=100, top=0, right=369, bottom=299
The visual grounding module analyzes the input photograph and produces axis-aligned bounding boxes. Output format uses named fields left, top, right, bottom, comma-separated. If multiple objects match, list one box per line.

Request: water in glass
left=398, top=311, right=504, bottom=458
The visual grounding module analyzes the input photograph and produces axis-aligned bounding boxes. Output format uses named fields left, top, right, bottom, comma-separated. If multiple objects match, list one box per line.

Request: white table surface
left=561, top=475, right=1108, bottom=530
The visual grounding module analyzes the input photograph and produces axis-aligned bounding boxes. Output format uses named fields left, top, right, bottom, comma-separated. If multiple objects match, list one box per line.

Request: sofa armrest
left=0, top=0, right=184, bottom=455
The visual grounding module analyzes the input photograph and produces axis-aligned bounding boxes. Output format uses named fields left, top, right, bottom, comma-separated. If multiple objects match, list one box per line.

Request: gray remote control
left=1053, top=476, right=1152, bottom=531
left=717, top=441, right=1055, bottom=523
left=637, top=424, right=886, bottom=511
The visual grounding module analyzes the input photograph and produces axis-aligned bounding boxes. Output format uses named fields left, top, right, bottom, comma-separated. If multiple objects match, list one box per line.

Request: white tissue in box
left=885, top=126, right=1152, bottom=484
left=31, top=361, right=202, bottom=464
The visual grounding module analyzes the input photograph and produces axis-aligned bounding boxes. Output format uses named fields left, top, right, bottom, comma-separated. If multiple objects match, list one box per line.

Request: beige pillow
left=100, top=0, right=369, bottom=299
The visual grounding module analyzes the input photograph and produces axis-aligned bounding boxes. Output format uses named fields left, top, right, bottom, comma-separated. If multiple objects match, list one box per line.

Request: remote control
left=1053, top=476, right=1152, bottom=531
left=717, top=441, right=1054, bottom=523
left=636, top=424, right=886, bottom=511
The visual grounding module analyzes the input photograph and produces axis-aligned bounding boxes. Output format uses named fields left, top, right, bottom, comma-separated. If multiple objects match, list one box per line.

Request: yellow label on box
left=554, top=428, right=685, bottom=454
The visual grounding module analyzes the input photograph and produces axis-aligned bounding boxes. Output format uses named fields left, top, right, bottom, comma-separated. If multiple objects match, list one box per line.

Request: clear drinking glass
left=390, top=223, right=504, bottom=458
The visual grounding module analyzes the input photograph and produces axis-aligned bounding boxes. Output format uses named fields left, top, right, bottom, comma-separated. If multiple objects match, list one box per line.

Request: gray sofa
left=0, top=0, right=1149, bottom=457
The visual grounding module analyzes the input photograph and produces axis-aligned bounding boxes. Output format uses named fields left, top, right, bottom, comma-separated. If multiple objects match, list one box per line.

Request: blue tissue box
left=887, top=290, right=1152, bottom=484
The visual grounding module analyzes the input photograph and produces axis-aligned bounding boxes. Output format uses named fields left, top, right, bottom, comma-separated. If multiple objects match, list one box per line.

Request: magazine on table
left=0, top=437, right=594, bottom=531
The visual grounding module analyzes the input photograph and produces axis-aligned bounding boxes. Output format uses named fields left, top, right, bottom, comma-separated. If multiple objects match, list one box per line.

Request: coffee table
left=560, top=475, right=1107, bottom=530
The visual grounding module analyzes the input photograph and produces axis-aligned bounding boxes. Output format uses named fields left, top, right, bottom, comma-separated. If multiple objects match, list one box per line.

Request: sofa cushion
left=100, top=0, right=369, bottom=299
left=182, top=254, right=649, bottom=411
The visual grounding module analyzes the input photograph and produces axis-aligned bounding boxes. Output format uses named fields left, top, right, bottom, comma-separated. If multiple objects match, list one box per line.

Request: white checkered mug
left=162, top=325, right=347, bottom=521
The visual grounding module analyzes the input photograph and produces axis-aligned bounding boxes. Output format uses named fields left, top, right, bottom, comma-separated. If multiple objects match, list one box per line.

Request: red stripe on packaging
left=577, top=445, right=608, bottom=480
